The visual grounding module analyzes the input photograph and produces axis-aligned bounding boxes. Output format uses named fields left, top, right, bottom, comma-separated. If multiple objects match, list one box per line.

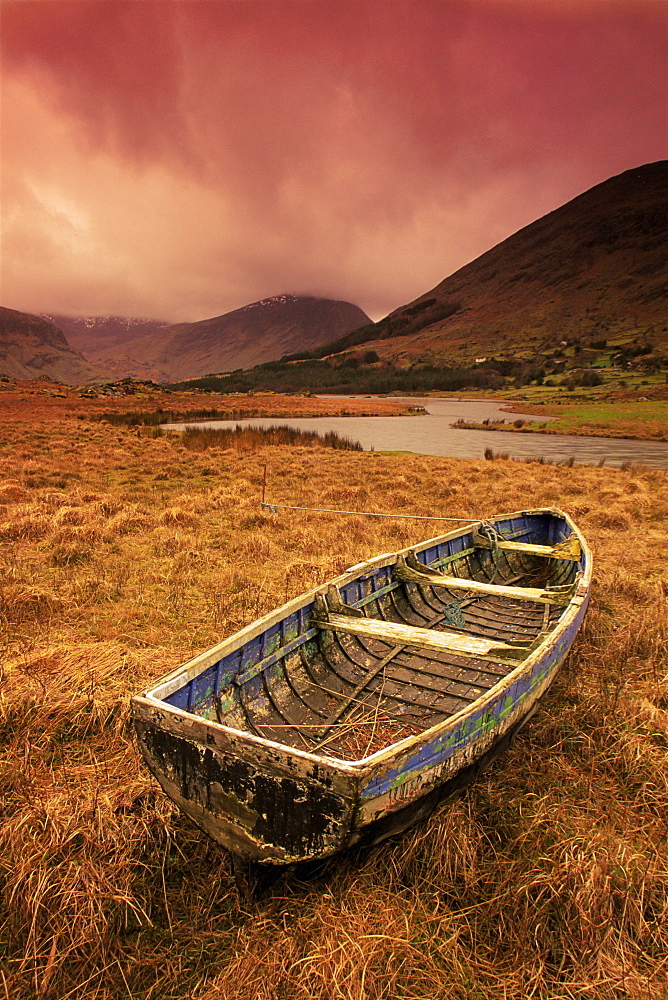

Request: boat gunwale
left=132, top=507, right=591, bottom=773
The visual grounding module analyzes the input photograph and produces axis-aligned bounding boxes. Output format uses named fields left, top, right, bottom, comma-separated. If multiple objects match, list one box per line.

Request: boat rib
left=227, top=547, right=577, bottom=756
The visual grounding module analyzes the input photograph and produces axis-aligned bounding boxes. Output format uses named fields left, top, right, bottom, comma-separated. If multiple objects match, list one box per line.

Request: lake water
left=167, top=396, right=668, bottom=469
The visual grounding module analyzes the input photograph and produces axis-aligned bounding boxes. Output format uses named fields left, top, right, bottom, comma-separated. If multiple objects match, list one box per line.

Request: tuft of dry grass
left=180, top=424, right=364, bottom=453
left=0, top=398, right=666, bottom=999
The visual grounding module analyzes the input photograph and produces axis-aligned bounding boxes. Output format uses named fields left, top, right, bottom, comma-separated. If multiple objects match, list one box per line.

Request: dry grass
left=0, top=382, right=408, bottom=423
left=0, top=397, right=666, bottom=999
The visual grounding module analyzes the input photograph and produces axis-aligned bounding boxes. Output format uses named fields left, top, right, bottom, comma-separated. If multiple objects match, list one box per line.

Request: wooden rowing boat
left=132, top=507, right=591, bottom=864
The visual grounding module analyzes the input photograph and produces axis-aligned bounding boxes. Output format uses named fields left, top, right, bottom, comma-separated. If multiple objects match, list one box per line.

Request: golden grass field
left=1, top=392, right=667, bottom=999
left=0, top=382, right=408, bottom=423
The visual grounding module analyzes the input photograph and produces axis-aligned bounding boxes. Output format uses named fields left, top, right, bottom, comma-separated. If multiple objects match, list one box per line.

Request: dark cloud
left=2, top=1, right=666, bottom=321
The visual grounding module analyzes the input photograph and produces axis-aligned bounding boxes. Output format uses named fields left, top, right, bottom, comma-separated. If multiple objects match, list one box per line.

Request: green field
left=452, top=400, right=668, bottom=441
left=542, top=400, right=668, bottom=439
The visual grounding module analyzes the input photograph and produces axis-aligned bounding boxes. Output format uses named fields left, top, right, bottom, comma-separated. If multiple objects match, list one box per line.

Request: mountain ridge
left=0, top=307, right=103, bottom=383
left=42, top=296, right=370, bottom=382
left=2, top=161, right=665, bottom=385
left=160, top=295, right=370, bottom=379
left=320, top=161, right=667, bottom=366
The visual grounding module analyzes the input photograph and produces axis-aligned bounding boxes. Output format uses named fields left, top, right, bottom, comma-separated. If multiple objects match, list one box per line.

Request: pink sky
left=1, top=0, right=666, bottom=323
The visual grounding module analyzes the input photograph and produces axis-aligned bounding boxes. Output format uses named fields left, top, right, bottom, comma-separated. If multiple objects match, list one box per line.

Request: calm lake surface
left=169, top=396, right=668, bottom=469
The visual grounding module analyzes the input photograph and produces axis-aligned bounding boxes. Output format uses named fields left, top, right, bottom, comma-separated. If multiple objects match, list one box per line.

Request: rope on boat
left=260, top=464, right=483, bottom=523
left=443, top=601, right=466, bottom=627
left=441, top=521, right=503, bottom=624
left=259, top=466, right=510, bottom=627
left=260, top=502, right=477, bottom=522
left=477, top=521, right=502, bottom=584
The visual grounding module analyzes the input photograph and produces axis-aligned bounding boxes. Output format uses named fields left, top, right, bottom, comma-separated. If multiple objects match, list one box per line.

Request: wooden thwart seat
left=472, top=529, right=581, bottom=561
left=312, top=610, right=542, bottom=663
left=395, top=553, right=576, bottom=605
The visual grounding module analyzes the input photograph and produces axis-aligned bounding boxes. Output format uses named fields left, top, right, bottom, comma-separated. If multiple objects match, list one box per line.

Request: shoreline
left=450, top=419, right=668, bottom=442
left=329, top=393, right=668, bottom=442
left=449, top=400, right=668, bottom=442
left=2, top=380, right=667, bottom=442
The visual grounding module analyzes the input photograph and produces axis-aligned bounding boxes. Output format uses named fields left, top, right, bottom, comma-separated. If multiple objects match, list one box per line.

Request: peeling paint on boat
left=131, top=507, right=591, bottom=863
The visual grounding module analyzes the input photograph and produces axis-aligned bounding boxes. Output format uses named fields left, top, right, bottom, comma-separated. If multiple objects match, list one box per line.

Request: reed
left=96, top=407, right=271, bottom=426
left=0, top=398, right=666, bottom=999
left=484, top=446, right=510, bottom=461
left=180, top=423, right=363, bottom=452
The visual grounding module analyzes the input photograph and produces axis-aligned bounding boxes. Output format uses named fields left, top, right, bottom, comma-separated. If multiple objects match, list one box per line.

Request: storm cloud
left=2, top=0, right=666, bottom=322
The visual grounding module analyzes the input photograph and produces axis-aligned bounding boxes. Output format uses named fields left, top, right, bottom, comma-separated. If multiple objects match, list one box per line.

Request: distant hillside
left=19, top=162, right=666, bottom=388
left=0, top=307, right=102, bottom=383
left=45, top=316, right=172, bottom=381
left=172, top=162, right=666, bottom=399
left=44, top=296, right=370, bottom=382
left=160, top=295, right=371, bottom=380
left=308, top=161, right=668, bottom=366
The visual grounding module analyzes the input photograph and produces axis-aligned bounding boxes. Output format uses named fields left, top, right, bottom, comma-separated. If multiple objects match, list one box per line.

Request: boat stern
left=131, top=696, right=359, bottom=863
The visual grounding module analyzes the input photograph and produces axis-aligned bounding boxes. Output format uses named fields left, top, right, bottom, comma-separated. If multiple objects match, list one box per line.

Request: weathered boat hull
left=132, top=507, right=591, bottom=863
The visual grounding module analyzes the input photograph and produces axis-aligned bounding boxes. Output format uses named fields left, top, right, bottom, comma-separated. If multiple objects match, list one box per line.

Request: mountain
left=0, top=307, right=103, bottom=383
left=159, top=295, right=370, bottom=380
left=14, top=162, right=664, bottom=385
left=311, top=161, right=668, bottom=366
left=44, top=315, right=173, bottom=381
left=45, top=295, right=371, bottom=382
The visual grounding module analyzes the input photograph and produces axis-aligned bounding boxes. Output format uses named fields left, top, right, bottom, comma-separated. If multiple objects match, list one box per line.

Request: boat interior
left=162, top=514, right=583, bottom=762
